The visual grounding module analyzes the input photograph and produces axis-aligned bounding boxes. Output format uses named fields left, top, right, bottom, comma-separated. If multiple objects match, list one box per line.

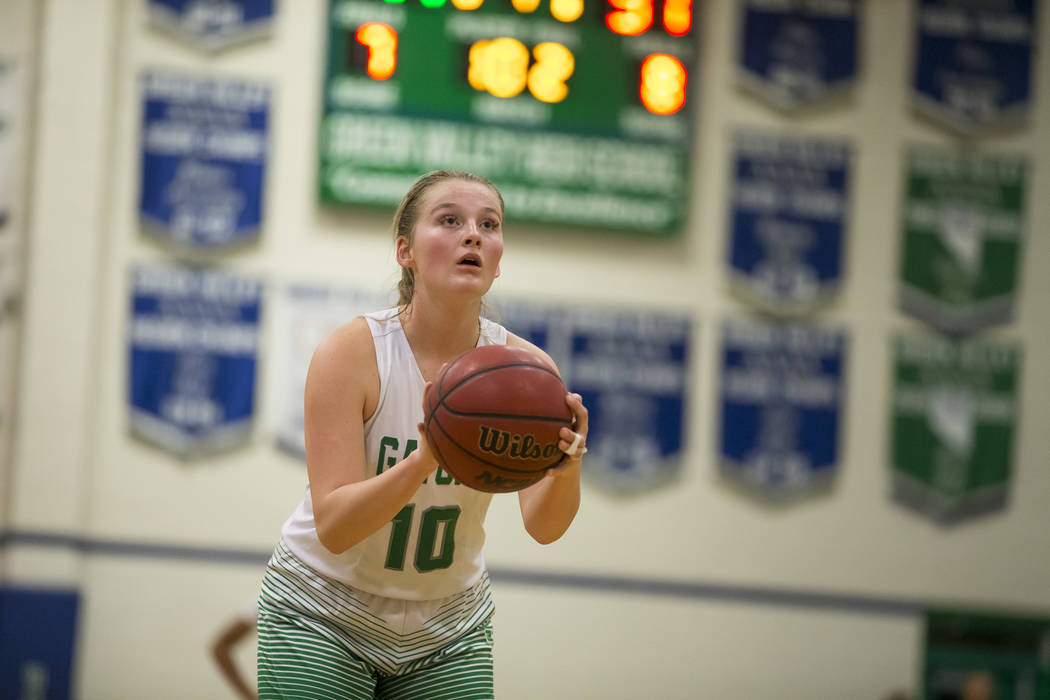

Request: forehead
left=421, top=179, right=502, bottom=214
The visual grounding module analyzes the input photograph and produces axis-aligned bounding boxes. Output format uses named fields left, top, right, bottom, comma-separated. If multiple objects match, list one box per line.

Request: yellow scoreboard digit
left=320, top=0, right=698, bottom=234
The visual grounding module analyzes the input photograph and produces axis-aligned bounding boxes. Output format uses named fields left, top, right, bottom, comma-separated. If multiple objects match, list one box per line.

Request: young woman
left=257, top=170, right=588, bottom=699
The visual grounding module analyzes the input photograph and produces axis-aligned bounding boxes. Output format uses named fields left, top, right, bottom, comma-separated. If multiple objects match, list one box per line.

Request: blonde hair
left=393, top=170, right=505, bottom=306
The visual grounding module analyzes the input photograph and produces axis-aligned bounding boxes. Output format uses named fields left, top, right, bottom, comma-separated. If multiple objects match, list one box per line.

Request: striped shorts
left=257, top=541, right=496, bottom=700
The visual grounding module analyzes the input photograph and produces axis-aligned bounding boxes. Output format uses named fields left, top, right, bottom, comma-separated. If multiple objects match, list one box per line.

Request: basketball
left=424, top=344, right=573, bottom=493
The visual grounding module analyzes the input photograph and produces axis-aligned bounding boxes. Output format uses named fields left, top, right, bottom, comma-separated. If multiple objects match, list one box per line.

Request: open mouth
left=458, top=255, right=481, bottom=267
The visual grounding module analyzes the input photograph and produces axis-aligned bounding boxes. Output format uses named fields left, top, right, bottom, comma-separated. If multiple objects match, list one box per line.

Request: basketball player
left=257, top=170, right=588, bottom=699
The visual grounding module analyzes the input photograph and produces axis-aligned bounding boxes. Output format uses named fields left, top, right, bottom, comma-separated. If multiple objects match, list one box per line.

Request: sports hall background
left=1, top=1, right=1048, bottom=698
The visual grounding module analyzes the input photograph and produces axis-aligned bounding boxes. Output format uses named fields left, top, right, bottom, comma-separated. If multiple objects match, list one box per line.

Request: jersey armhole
left=362, top=315, right=387, bottom=428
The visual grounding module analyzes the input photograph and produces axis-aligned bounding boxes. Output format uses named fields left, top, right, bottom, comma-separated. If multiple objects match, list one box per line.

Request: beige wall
left=0, top=0, right=37, bottom=550
left=5, top=0, right=1049, bottom=698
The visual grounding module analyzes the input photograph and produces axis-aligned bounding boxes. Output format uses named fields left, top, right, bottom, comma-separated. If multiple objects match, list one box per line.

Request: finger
left=565, top=393, right=589, bottom=435
left=558, top=432, right=587, bottom=458
left=420, top=381, right=433, bottom=414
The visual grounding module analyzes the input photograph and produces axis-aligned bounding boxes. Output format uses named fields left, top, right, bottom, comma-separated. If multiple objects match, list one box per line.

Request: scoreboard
left=318, top=0, right=698, bottom=234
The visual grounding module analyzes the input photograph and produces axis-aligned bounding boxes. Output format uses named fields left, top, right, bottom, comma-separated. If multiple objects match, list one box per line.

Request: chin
left=444, top=280, right=493, bottom=299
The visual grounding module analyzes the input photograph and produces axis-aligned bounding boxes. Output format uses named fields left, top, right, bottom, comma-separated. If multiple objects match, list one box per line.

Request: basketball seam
left=437, top=407, right=570, bottom=423
left=432, top=362, right=565, bottom=422
left=423, top=351, right=467, bottom=453
left=440, top=362, right=562, bottom=402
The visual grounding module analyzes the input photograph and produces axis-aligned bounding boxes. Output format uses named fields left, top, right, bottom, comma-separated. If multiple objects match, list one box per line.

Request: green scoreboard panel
left=924, top=609, right=1050, bottom=699
left=319, top=0, right=698, bottom=234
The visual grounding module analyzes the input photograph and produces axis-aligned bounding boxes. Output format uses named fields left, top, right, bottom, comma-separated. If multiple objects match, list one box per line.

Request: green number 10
left=384, top=505, right=460, bottom=572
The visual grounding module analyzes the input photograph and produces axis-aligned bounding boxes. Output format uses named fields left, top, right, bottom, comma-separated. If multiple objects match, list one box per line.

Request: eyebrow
left=431, top=202, right=502, bottom=218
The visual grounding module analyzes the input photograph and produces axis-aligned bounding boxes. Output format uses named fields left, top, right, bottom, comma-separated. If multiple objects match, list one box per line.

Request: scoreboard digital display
left=318, top=0, right=698, bottom=234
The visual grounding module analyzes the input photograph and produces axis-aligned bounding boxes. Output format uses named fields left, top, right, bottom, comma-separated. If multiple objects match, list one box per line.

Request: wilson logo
left=478, top=426, right=559, bottom=461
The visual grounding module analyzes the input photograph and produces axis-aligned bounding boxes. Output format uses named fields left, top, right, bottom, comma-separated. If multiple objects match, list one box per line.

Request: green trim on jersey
left=258, top=542, right=495, bottom=698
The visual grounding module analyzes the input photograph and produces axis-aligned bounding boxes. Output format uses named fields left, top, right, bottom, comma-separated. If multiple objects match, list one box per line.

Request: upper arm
left=214, top=618, right=254, bottom=648
left=303, top=317, right=379, bottom=504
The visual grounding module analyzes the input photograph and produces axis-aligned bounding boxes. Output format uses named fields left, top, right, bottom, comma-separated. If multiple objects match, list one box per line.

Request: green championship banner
left=318, top=0, right=699, bottom=234
left=898, top=147, right=1028, bottom=333
left=924, top=609, right=1050, bottom=700
left=890, top=334, right=1022, bottom=523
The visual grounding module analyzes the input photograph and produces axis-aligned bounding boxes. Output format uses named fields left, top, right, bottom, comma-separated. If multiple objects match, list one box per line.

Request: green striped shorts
left=257, top=540, right=496, bottom=699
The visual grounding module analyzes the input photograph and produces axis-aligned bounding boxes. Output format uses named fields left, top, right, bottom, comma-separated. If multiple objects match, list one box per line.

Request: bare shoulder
left=307, top=316, right=379, bottom=411
left=311, top=316, right=375, bottom=372
left=505, top=331, right=560, bottom=375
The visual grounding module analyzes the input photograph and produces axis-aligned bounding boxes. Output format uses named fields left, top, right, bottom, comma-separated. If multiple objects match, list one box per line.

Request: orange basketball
left=424, top=344, right=572, bottom=493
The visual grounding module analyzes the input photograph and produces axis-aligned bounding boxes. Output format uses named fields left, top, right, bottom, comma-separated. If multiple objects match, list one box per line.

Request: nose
left=462, top=224, right=482, bottom=247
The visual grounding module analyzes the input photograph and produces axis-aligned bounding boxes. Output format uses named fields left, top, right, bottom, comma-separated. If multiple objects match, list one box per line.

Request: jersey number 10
left=385, top=504, right=461, bottom=572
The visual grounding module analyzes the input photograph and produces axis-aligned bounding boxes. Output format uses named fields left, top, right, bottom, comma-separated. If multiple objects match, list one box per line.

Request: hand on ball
left=551, top=392, right=588, bottom=476
left=414, top=382, right=440, bottom=475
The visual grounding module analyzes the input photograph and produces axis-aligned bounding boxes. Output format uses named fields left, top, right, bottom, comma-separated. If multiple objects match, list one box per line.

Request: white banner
left=269, top=282, right=388, bottom=458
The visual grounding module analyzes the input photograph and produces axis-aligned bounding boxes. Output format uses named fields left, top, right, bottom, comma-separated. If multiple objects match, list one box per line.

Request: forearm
left=519, top=463, right=581, bottom=544
left=315, top=451, right=434, bottom=553
left=216, top=656, right=255, bottom=700
left=212, top=635, right=256, bottom=700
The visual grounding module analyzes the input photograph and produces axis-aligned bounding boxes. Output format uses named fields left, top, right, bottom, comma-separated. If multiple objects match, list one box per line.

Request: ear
left=494, top=264, right=501, bottom=279
left=395, top=236, right=413, bottom=268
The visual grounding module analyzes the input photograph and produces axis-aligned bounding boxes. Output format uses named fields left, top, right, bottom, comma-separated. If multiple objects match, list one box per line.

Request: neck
left=400, top=294, right=482, bottom=361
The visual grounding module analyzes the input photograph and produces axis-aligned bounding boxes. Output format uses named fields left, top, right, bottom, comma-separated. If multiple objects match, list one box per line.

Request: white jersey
left=279, top=308, right=506, bottom=601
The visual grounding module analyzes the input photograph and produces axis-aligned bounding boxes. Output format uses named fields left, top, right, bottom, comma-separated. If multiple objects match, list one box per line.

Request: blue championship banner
left=0, top=587, right=79, bottom=700
left=128, top=263, right=262, bottom=458
left=148, top=0, right=276, bottom=53
left=736, top=0, right=860, bottom=111
left=728, top=130, right=852, bottom=314
left=719, top=318, right=847, bottom=499
left=496, top=299, right=692, bottom=495
left=138, top=71, right=270, bottom=252
left=912, top=0, right=1038, bottom=135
